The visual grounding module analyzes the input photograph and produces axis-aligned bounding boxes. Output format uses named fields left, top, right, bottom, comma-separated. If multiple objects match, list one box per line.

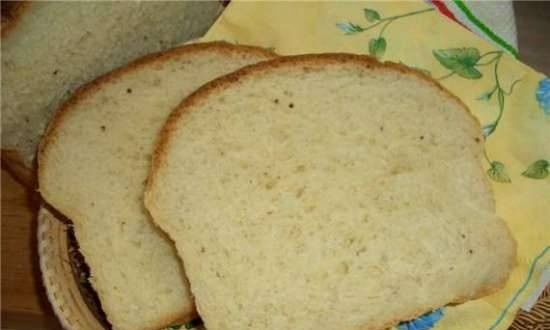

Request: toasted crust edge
left=38, top=41, right=275, bottom=189
left=0, top=1, right=31, bottom=37
left=36, top=41, right=276, bottom=329
left=146, top=53, right=516, bottom=329
left=148, top=53, right=483, bottom=192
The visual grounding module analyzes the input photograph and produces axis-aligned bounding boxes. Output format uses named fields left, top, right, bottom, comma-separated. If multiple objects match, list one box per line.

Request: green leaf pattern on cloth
left=482, top=122, right=497, bottom=138
left=433, top=48, right=482, bottom=79
left=431, top=48, right=531, bottom=183
left=487, top=161, right=512, bottom=183
left=336, top=7, right=434, bottom=57
left=363, top=8, right=381, bottom=22
left=335, top=22, right=364, bottom=35
left=522, top=160, right=550, bottom=179
left=478, top=88, right=497, bottom=101
left=368, top=37, right=386, bottom=59
left=337, top=5, right=545, bottom=184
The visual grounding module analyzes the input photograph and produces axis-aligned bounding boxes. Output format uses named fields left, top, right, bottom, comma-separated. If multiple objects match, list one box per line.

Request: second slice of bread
left=145, top=54, right=516, bottom=330
left=38, top=42, right=275, bottom=330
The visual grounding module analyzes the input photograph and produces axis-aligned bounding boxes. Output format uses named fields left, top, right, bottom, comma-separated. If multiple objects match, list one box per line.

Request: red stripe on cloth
left=431, top=0, right=469, bottom=30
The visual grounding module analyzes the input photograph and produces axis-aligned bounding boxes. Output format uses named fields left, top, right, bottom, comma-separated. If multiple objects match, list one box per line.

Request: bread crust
left=1, top=4, right=234, bottom=185
left=0, top=1, right=31, bottom=37
left=38, top=41, right=275, bottom=182
left=358, top=255, right=517, bottom=330
left=37, top=41, right=275, bottom=330
left=147, top=53, right=517, bottom=330
left=149, top=53, right=483, bottom=190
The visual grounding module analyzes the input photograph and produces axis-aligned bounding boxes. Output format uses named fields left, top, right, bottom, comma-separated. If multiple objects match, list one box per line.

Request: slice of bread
left=145, top=54, right=517, bottom=330
left=38, top=42, right=275, bottom=330
left=1, top=1, right=223, bottom=180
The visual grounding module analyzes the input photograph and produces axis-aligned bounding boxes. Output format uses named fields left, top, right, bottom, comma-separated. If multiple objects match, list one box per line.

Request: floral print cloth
left=200, top=1, right=550, bottom=329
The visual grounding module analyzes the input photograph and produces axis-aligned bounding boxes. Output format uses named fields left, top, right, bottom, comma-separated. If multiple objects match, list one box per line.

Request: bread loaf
left=145, top=54, right=516, bottom=330
left=38, top=42, right=275, bottom=330
left=2, top=1, right=223, bottom=183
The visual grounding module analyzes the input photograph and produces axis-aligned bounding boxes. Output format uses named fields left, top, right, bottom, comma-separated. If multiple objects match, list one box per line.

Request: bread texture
left=145, top=54, right=517, bottom=330
left=1, top=1, right=223, bottom=174
left=38, top=42, right=275, bottom=330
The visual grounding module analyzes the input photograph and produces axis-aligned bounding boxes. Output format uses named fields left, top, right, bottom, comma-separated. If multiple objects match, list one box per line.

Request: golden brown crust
left=36, top=41, right=275, bottom=329
left=360, top=234, right=515, bottom=329
left=147, top=53, right=516, bottom=329
left=37, top=41, right=276, bottom=186
left=148, top=53, right=483, bottom=192
left=372, top=271, right=515, bottom=329
left=370, top=263, right=516, bottom=330
left=1, top=1, right=31, bottom=37
left=360, top=266, right=516, bottom=330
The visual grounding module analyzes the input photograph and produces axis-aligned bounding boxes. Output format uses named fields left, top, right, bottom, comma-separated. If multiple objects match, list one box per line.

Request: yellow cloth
left=202, top=1, right=550, bottom=329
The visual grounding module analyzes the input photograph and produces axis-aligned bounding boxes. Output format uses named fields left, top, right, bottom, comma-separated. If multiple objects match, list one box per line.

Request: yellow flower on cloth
left=203, top=1, right=549, bottom=329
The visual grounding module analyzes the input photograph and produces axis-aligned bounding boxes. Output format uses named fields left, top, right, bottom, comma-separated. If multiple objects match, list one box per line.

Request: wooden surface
left=1, top=169, right=63, bottom=330
left=1, top=3, right=549, bottom=329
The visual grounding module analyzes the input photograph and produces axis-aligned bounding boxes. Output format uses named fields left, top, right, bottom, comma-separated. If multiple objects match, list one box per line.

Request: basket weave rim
left=37, top=206, right=106, bottom=330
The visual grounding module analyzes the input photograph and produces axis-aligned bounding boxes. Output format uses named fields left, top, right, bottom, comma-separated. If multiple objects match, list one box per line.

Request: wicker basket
left=37, top=206, right=106, bottom=330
